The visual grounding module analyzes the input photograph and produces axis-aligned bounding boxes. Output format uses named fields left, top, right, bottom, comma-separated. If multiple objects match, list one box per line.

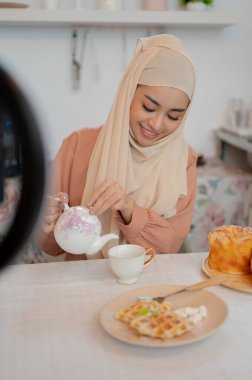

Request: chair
left=184, top=157, right=252, bottom=252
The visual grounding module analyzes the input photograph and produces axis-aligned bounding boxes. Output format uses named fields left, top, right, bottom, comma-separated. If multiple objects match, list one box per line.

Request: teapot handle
left=54, top=196, right=69, bottom=210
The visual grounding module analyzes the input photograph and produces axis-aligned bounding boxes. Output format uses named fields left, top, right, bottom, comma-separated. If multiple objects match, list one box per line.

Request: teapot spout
left=86, top=233, right=118, bottom=255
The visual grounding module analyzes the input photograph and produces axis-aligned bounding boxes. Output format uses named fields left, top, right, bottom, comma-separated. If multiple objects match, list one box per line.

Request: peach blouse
left=38, top=127, right=197, bottom=260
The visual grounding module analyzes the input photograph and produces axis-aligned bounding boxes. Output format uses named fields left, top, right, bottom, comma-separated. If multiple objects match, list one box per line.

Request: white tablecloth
left=0, top=253, right=251, bottom=380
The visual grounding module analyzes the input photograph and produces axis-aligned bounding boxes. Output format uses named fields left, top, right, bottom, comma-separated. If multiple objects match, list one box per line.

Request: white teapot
left=54, top=205, right=118, bottom=255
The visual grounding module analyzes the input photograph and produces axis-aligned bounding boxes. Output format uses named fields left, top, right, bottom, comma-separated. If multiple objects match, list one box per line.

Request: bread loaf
left=208, top=225, right=252, bottom=274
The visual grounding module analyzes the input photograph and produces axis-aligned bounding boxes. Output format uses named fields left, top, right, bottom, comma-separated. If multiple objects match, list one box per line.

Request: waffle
left=129, top=312, right=195, bottom=340
left=116, top=301, right=207, bottom=341
left=115, top=300, right=173, bottom=324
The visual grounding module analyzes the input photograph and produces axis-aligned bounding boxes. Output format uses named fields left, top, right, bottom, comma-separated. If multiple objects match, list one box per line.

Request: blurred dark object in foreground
left=0, top=65, right=45, bottom=269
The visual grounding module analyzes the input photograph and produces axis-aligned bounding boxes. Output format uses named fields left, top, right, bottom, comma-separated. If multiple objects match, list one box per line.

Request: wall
left=0, top=0, right=251, bottom=159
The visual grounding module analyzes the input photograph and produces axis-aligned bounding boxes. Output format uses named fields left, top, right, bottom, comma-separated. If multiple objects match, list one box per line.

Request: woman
left=38, top=34, right=197, bottom=260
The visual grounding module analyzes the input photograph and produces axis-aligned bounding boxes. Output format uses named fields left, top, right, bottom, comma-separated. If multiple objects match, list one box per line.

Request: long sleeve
left=114, top=147, right=197, bottom=253
left=37, top=128, right=101, bottom=257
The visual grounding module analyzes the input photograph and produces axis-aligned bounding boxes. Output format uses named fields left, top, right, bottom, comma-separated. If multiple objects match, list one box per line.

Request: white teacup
left=108, top=244, right=155, bottom=285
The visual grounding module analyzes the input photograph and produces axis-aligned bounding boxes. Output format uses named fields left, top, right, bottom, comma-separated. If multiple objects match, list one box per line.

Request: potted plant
left=179, top=0, right=214, bottom=11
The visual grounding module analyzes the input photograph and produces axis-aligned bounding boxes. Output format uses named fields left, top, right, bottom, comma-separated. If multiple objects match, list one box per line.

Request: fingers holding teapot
left=56, top=192, right=69, bottom=205
left=41, top=192, right=69, bottom=233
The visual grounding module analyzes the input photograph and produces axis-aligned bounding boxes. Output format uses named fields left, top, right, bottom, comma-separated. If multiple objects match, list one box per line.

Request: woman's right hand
left=41, top=192, right=68, bottom=234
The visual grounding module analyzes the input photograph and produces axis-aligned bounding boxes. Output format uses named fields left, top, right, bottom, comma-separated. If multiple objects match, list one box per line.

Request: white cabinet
left=0, top=10, right=237, bottom=28
left=215, top=129, right=252, bottom=172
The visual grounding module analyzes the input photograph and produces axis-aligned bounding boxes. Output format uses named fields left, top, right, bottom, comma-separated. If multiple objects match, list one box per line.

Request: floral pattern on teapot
left=58, top=207, right=99, bottom=239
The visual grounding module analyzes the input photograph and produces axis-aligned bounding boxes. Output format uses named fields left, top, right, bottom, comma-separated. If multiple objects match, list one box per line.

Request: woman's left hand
left=87, top=179, right=134, bottom=224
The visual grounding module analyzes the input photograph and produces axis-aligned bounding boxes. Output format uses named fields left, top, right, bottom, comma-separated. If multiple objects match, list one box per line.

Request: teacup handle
left=143, top=247, right=156, bottom=266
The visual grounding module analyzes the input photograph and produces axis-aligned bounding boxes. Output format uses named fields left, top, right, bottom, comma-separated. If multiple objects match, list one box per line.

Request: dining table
left=0, top=252, right=251, bottom=380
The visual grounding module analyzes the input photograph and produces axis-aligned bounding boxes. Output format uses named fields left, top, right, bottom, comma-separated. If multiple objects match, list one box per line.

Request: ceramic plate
left=202, top=257, right=252, bottom=294
left=100, top=284, right=228, bottom=347
left=0, top=2, right=28, bottom=8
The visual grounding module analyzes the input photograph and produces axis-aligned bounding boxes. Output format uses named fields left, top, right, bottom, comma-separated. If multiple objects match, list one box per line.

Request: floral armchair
left=185, top=157, right=252, bottom=253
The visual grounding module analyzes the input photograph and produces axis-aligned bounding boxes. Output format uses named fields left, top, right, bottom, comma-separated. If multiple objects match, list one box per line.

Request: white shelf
left=216, top=129, right=252, bottom=154
left=0, top=10, right=237, bottom=28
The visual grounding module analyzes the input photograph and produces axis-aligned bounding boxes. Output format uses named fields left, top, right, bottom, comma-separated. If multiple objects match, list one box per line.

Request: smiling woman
left=130, top=86, right=190, bottom=146
left=37, top=33, right=197, bottom=260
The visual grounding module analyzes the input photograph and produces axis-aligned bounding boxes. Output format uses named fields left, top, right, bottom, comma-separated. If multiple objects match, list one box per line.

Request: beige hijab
left=81, top=34, right=196, bottom=256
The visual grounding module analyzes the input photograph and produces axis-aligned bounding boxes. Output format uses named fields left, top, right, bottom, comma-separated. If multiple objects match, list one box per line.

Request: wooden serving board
left=202, top=257, right=252, bottom=294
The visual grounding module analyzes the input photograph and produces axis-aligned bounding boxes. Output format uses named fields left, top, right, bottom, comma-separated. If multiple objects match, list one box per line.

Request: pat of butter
left=174, top=305, right=207, bottom=324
